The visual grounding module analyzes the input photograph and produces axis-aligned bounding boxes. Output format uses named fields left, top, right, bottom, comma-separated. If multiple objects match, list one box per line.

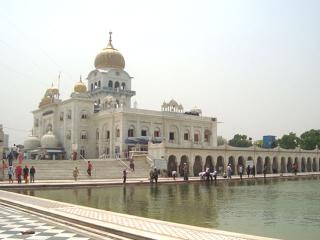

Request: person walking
left=239, top=164, right=243, bottom=180
left=227, top=164, right=232, bottom=179
left=8, top=166, right=14, bottom=183
left=183, top=163, right=189, bottom=181
left=246, top=165, right=251, bottom=178
left=153, top=167, right=158, bottom=184
left=73, top=167, right=79, bottom=181
left=30, top=166, right=36, bottom=183
left=7, top=151, right=13, bottom=166
left=252, top=165, right=256, bottom=178
left=87, top=161, right=93, bottom=176
left=23, top=165, right=29, bottom=184
left=129, top=160, right=135, bottom=172
left=123, top=169, right=127, bottom=183
left=15, top=165, right=22, bottom=184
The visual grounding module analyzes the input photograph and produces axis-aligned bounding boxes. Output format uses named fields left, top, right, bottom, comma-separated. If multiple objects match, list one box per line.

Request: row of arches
left=167, top=155, right=320, bottom=177
left=90, top=81, right=126, bottom=91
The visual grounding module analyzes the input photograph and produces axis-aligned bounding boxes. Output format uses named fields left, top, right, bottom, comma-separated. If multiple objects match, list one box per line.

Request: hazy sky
left=0, top=0, right=319, bottom=145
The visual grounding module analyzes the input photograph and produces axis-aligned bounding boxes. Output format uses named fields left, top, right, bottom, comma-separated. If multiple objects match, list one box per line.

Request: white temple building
left=24, top=33, right=319, bottom=176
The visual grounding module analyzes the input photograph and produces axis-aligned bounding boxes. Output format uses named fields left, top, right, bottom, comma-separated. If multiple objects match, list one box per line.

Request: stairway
left=16, top=159, right=151, bottom=180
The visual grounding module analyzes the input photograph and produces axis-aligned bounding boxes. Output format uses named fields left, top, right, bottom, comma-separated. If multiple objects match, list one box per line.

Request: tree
left=254, top=140, right=263, bottom=147
left=228, top=134, right=252, bottom=147
left=300, top=129, right=320, bottom=150
left=278, top=132, right=300, bottom=149
left=217, top=136, right=226, bottom=146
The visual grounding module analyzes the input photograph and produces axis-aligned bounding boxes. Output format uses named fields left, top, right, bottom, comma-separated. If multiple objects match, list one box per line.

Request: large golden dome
left=94, top=32, right=125, bottom=69
left=74, top=76, right=87, bottom=93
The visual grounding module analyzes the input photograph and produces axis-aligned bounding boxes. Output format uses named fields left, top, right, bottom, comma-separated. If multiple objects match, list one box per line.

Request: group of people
left=7, top=164, right=36, bottom=184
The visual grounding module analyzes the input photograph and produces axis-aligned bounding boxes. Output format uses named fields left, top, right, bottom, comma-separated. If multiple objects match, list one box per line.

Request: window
left=115, top=81, right=120, bottom=90
left=80, top=131, right=87, bottom=140
left=204, top=131, right=210, bottom=142
left=106, top=130, right=110, bottom=139
left=80, top=148, right=86, bottom=158
left=59, top=112, right=64, bottom=121
left=141, top=130, right=147, bottom=136
left=98, top=81, right=101, bottom=88
left=108, top=80, right=113, bottom=88
left=81, top=111, right=87, bottom=119
left=128, top=128, right=134, bottom=137
left=96, top=129, right=99, bottom=140
left=91, top=83, right=93, bottom=91
left=154, top=130, right=160, bottom=137
left=184, top=132, right=189, bottom=141
left=194, top=133, right=199, bottom=143
left=121, top=82, right=126, bottom=90
left=169, top=132, right=175, bottom=141
left=116, top=128, right=120, bottom=138
left=67, top=110, right=72, bottom=119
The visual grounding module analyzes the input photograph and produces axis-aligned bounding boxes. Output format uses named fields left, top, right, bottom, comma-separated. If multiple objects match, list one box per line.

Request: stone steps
left=15, top=159, right=151, bottom=180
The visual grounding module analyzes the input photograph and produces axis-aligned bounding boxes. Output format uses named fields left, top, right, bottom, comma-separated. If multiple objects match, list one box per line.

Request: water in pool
left=15, top=176, right=320, bottom=240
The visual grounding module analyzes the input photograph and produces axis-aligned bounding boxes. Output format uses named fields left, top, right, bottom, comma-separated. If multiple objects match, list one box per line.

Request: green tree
left=228, top=134, right=252, bottom=147
left=300, top=129, right=320, bottom=150
left=278, top=132, right=300, bottom=149
left=254, top=140, right=263, bottom=147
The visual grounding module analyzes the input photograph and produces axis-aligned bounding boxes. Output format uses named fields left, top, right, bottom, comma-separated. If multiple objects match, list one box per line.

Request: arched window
left=108, top=80, right=113, bottom=88
left=184, top=130, right=190, bottom=141
left=80, top=130, right=88, bottom=140
left=106, top=130, right=110, bottom=140
left=194, top=130, right=200, bottom=143
left=154, top=127, right=160, bottom=137
left=128, top=126, right=135, bottom=137
left=115, top=81, right=120, bottom=90
left=67, top=110, right=72, bottom=119
left=98, top=81, right=101, bottom=88
left=121, top=82, right=126, bottom=90
left=116, top=128, right=120, bottom=138
left=141, top=127, right=149, bottom=137
left=81, top=110, right=87, bottom=119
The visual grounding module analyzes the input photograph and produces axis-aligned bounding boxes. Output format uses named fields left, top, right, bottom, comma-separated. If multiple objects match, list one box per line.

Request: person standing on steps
left=73, top=167, right=79, bottom=181
left=87, top=161, right=93, bottom=176
left=153, top=167, right=158, bottom=183
left=239, top=164, right=243, bottom=180
left=23, top=165, right=29, bottom=184
left=183, top=163, right=189, bottom=181
left=246, top=165, right=251, bottom=178
left=30, top=166, right=36, bottom=183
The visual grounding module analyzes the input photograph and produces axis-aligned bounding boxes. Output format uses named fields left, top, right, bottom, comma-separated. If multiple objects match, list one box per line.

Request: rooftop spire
left=107, top=31, right=114, bottom=49
left=80, top=75, right=82, bottom=83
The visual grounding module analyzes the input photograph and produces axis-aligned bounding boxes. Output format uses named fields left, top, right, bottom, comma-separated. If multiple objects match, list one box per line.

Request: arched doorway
left=307, top=157, right=312, bottom=172
left=256, top=157, right=263, bottom=174
left=179, top=155, right=189, bottom=176
left=313, top=158, right=317, bottom=172
left=167, top=155, right=177, bottom=177
left=301, top=157, right=306, bottom=172
left=193, top=156, right=203, bottom=176
left=272, top=157, right=278, bottom=173
left=228, top=156, right=235, bottom=175
left=294, top=157, right=299, bottom=172
left=264, top=156, right=271, bottom=174
left=287, top=157, right=293, bottom=173
left=216, top=156, right=224, bottom=174
left=237, top=156, right=245, bottom=175
left=204, top=156, right=214, bottom=172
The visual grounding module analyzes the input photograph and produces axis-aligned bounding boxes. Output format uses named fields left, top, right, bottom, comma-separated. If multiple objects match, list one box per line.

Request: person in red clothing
left=87, top=161, right=93, bottom=176
left=15, top=165, right=22, bottom=184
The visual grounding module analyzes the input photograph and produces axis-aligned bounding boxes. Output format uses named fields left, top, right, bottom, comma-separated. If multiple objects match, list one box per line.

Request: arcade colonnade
left=165, top=148, right=320, bottom=176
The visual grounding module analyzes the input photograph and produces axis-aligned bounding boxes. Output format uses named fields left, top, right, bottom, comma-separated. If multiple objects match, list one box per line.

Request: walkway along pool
left=14, top=176, right=320, bottom=240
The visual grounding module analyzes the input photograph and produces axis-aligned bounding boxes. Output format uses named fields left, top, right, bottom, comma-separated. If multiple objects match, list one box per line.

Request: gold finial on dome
left=74, top=75, right=87, bottom=93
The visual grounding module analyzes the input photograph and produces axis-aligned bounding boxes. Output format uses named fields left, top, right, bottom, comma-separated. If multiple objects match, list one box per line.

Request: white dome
left=41, top=131, right=58, bottom=148
left=24, top=135, right=40, bottom=149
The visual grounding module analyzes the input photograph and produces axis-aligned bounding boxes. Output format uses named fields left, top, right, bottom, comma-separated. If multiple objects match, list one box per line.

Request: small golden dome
left=45, top=83, right=59, bottom=96
left=39, top=96, right=52, bottom=107
left=94, top=32, right=125, bottom=69
left=74, top=76, right=87, bottom=93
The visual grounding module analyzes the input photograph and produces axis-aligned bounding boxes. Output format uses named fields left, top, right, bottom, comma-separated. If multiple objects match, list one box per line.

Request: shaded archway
left=287, top=157, right=293, bottom=173
left=237, top=156, right=245, bottom=175
left=228, top=156, right=235, bottom=175
left=272, top=157, right=278, bottom=173
left=204, top=156, right=214, bottom=172
left=167, top=155, right=177, bottom=177
left=294, top=157, right=299, bottom=172
left=179, top=155, right=189, bottom=176
left=193, top=156, right=203, bottom=176
left=256, top=157, right=263, bottom=174
left=301, top=157, right=306, bottom=172
left=264, top=156, right=271, bottom=174
left=313, top=158, right=317, bottom=172
left=280, top=157, right=286, bottom=173
left=306, top=157, right=312, bottom=172
left=216, top=156, right=224, bottom=174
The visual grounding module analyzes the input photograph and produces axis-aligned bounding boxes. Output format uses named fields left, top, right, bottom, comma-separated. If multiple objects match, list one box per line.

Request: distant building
left=262, top=135, right=276, bottom=149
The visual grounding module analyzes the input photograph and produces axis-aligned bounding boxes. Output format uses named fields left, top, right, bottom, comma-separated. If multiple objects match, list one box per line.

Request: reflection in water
left=14, top=176, right=320, bottom=240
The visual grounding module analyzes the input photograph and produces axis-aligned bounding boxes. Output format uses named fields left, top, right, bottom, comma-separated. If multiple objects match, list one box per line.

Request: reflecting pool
left=16, top=176, right=320, bottom=240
